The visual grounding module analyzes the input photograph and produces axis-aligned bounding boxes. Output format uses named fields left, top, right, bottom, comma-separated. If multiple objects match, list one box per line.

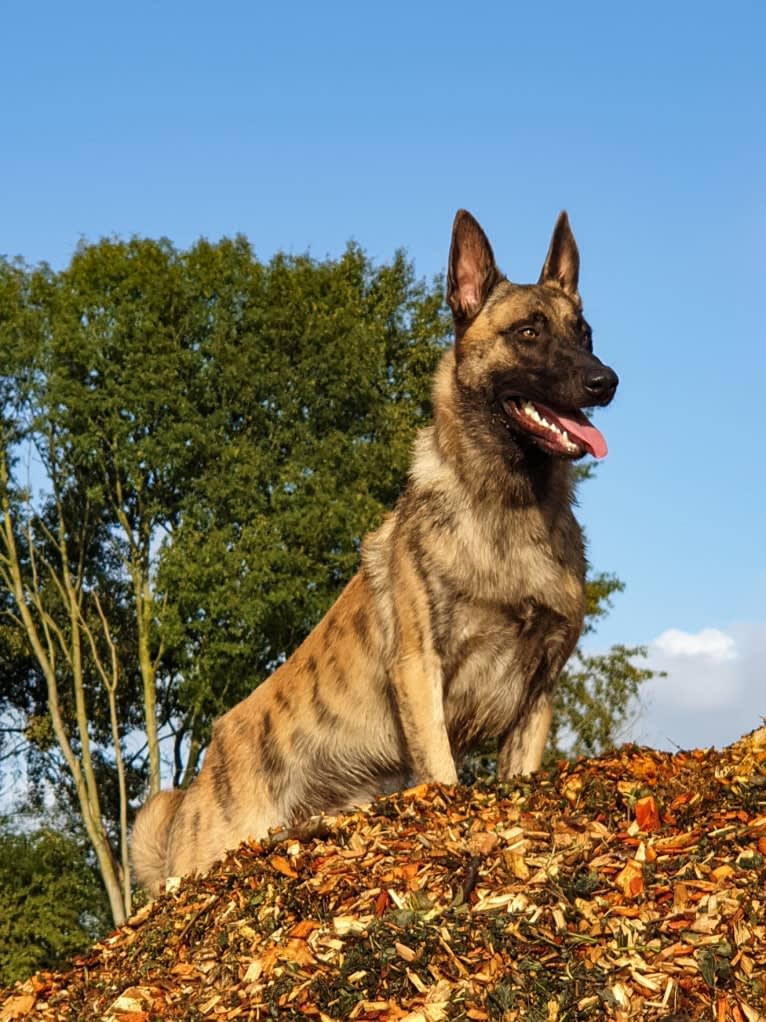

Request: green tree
left=547, top=572, right=655, bottom=763
left=0, top=242, right=201, bottom=924
left=0, top=238, right=448, bottom=922
left=0, top=816, right=111, bottom=985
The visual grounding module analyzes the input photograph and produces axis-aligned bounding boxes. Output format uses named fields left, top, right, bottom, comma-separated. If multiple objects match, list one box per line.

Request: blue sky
left=2, top=0, right=764, bottom=751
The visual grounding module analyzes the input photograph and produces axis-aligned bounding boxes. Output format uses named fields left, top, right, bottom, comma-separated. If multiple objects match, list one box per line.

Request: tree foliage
left=548, top=572, right=655, bottom=763
left=0, top=817, right=111, bottom=986
left=0, top=237, right=448, bottom=923
left=0, top=233, right=653, bottom=931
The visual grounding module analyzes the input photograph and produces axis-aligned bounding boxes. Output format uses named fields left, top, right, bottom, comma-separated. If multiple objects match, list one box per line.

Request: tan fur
left=131, top=210, right=618, bottom=896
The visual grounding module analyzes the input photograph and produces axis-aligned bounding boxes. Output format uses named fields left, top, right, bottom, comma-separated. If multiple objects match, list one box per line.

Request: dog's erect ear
left=447, top=210, right=502, bottom=321
left=539, top=211, right=580, bottom=298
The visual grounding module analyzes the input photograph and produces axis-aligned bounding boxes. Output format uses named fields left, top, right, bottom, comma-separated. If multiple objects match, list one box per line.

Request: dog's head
left=447, top=210, right=618, bottom=460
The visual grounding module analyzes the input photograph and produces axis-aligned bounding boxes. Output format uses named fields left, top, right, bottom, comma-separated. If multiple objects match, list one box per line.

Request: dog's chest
left=441, top=595, right=576, bottom=747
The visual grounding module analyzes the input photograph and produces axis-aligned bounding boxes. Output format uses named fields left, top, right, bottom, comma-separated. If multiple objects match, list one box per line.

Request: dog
left=132, top=209, right=618, bottom=895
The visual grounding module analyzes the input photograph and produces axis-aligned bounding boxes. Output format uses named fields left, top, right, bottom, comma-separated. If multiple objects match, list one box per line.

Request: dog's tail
left=131, top=789, right=185, bottom=897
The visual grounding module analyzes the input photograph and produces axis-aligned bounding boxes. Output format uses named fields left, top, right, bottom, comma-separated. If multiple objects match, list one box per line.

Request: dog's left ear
left=539, top=211, right=580, bottom=298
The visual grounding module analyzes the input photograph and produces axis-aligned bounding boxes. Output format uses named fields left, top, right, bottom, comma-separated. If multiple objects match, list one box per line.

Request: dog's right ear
left=447, top=210, right=502, bottom=321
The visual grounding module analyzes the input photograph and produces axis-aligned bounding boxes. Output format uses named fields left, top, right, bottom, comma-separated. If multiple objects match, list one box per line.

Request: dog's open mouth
left=503, top=398, right=608, bottom=459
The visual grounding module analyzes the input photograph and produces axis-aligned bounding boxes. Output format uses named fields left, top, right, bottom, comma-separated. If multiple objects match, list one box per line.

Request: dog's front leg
left=392, top=651, right=458, bottom=785
left=384, top=538, right=458, bottom=786
left=496, top=691, right=553, bottom=780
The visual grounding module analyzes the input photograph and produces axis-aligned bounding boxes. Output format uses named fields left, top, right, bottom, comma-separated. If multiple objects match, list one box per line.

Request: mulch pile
left=2, top=727, right=765, bottom=1022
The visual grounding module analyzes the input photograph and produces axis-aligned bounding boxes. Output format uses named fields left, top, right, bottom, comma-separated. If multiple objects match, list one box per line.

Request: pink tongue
left=535, top=403, right=608, bottom=459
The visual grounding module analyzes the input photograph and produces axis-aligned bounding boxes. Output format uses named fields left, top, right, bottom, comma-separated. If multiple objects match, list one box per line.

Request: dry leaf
left=2, top=725, right=765, bottom=1021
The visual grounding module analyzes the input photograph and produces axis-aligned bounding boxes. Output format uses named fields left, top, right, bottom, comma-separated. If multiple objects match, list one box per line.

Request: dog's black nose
left=583, top=366, right=618, bottom=403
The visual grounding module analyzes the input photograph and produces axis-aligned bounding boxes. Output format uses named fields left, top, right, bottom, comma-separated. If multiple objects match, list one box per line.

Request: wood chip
left=1, top=724, right=765, bottom=1020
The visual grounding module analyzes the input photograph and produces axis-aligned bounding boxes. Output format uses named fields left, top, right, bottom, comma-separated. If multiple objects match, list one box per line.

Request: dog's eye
left=518, top=326, right=538, bottom=340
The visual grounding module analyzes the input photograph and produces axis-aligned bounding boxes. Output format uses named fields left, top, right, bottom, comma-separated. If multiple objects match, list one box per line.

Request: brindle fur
left=132, top=210, right=618, bottom=895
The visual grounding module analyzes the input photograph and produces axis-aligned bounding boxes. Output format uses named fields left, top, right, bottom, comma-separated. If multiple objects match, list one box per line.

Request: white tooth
left=526, top=402, right=547, bottom=427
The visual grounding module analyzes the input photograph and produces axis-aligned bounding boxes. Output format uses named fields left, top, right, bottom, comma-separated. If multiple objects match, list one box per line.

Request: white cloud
left=652, top=627, right=737, bottom=662
left=645, top=628, right=742, bottom=712
left=628, top=621, right=766, bottom=751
